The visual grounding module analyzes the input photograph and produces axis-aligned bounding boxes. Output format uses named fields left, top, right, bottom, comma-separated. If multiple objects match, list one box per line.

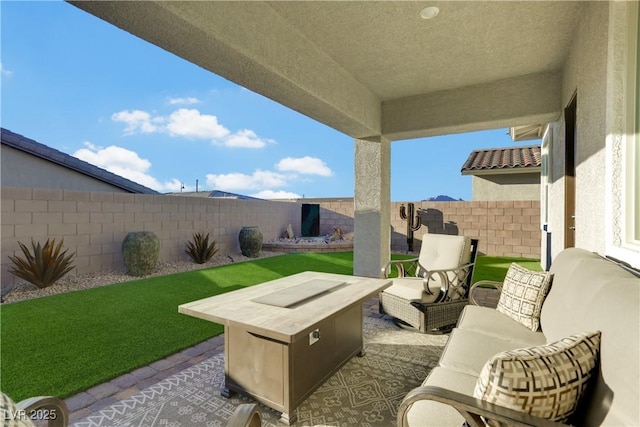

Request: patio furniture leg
left=221, top=386, right=234, bottom=399
left=280, top=410, right=297, bottom=425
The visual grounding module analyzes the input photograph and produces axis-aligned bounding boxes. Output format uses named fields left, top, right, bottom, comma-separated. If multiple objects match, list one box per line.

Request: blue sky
left=1, top=1, right=539, bottom=201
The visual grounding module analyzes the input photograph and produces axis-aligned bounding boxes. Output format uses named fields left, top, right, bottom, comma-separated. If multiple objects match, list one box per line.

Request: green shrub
left=8, top=238, right=75, bottom=288
left=185, top=232, right=218, bottom=264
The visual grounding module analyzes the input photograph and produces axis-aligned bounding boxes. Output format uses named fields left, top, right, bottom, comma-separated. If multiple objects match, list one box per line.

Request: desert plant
left=185, top=232, right=218, bottom=264
left=8, top=238, right=75, bottom=288
left=399, top=203, right=421, bottom=252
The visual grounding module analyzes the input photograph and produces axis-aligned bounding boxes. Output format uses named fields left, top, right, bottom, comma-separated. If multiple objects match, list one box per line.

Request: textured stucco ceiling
left=268, top=1, right=581, bottom=100
left=68, top=1, right=585, bottom=140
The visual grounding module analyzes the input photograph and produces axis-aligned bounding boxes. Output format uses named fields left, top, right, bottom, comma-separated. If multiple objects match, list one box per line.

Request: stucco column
left=354, top=136, right=391, bottom=277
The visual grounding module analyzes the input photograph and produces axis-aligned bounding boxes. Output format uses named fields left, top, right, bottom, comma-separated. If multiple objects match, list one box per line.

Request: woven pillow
left=1, top=392, right=36, bottom=427
left=496, top=263, right=552, bottom=331
left=474, top=331, right=601, bottom=424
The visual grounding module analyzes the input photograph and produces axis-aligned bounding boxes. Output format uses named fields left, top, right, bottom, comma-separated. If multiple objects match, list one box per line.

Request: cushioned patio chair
left=379, top=234, right=479, bottom=334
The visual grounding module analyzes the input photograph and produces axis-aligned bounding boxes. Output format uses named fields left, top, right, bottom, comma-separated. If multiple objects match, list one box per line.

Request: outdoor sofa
left=397, top=247, right=640, bottom=426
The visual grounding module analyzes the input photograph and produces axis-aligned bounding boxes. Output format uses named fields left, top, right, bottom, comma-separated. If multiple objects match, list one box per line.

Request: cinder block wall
left=318, top=200, right=355, bottom=235
left=1, top=189, right=541, bottom=289
left=390, top=201, right=541, bottom=257
left=310, top=199, right=541, bottom=258
left=1, top=187, right=301, bottom=287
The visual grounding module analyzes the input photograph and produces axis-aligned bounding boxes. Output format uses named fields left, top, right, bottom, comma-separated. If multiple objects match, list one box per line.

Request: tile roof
left=461, top=145, right=541, bottom=174
left=1, top=128, right=158, bottom=194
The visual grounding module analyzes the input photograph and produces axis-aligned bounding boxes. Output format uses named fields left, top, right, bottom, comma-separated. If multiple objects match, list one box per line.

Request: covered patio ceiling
left=69, top=1, right=584, bottom=141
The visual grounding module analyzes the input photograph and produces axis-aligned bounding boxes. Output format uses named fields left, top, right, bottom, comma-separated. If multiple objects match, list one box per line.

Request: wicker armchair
left=379, top=234, right=479, bottom=334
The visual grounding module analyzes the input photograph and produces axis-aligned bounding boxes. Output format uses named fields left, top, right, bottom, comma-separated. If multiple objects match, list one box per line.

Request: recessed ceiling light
left=419, top=6, right=440, bottom=20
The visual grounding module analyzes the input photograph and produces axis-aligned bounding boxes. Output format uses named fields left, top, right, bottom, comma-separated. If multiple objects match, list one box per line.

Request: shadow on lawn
left=473, top=256, right=542, bottom=283
left=189, top=252, right=356, bottom=291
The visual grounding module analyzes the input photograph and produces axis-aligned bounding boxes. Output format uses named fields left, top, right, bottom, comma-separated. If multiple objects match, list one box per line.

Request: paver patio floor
left=66, top=298, right=384, bottom=424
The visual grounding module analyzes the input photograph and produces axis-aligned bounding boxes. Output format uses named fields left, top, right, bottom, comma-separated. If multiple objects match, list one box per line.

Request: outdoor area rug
left=72, top=316, right=448, bottom=427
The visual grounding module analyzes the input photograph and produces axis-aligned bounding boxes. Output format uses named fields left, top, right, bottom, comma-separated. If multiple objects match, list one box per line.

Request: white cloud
left=222, top=129, right=273, bottom=148
left=111, top=108, right=272, bottom=149
left=205, top=170, right=289, bottom=191
left=111, top=110, right=160, bottom=134
left=0, top=62, right=13, bottom=77
left=74, top=143, right=152, bottom=172
left=73, top=142, right=184, bottom=192
left=204, top=157, right=333, bottom=196
left=166, top=108, right=230, bottom=139
left=168, top=97, right=200, bottom=105
left=276, top=156, right=333, bottom=176
left=250, top=190, right=301, bottom=199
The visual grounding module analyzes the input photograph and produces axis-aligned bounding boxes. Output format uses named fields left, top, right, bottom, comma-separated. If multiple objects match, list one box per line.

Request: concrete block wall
left=311, top=199, right=541, bottom=258
left=391, top=200, right=541, bottom=257
left=318, top=200, right=354, bottom=236
left=1, top=188, right=540, bottom=289
left=1, top=187, right=300, bottom=287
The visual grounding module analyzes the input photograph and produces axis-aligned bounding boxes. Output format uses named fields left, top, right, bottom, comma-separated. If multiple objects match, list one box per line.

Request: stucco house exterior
left=461, top=145, right=541, bottom=201
left=67, top=1, right=640, bottom=274
left=1, top=128, right=158, bottom=194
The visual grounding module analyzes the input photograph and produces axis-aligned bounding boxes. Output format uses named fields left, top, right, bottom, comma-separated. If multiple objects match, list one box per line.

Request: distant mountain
left=423, top=195, right=464, bottom=201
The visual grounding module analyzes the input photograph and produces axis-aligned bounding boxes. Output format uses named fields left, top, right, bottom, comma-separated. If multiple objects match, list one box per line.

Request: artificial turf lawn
left=472, top=255, right=543, bottom=282
left=0, top=251, right=539, bottom=401
left=0, top=252, right=355, bottom=400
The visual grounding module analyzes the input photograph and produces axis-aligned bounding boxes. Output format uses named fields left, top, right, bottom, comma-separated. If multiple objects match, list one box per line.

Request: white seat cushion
left=402, top=367, right=477, bottom=427
left=382, top=277, right=442, bottom=303
left=438, top=328, right=544, bottom=376
left=456, top=305, right=546, bottom=344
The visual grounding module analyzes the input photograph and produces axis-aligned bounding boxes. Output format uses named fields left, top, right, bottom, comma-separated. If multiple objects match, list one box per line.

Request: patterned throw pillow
left=0, top=392, right=36, bottom=427
left=496, top=263, right=552, bottom=331
left=474, top=331, right=601, bottom=423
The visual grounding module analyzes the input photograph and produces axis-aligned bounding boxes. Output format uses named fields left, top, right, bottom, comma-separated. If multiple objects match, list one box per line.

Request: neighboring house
left=164, top=191, right=213, bottom=198
left=422, top=195, right=463, bottom=202
left=168, top=190, right=263, bottom=200
left=209, top=190, right=263, bottom=200
left=0, top=128, right=158, bottom=194
left=65, top=2, right=640, bottom=272
left=461, top=145, right=541, bottom=201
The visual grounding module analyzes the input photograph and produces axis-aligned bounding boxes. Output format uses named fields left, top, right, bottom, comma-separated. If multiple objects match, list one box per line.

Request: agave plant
left=185, top=232, right=218, bottom=264
left=8, top=238, right=76, bottom=289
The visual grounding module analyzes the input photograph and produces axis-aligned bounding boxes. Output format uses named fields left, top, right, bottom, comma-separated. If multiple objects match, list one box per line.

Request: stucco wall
left=1, top=187, right=301, bottom=290
left=471, top=174, right=540, bottom=201
left=1, top=145, right=131, bottom=193
left=549, top=1, right=609, bottom=260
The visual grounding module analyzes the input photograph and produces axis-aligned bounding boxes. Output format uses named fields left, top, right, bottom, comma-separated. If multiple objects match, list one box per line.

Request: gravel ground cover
left=2, top=251, right=283, bottom=304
